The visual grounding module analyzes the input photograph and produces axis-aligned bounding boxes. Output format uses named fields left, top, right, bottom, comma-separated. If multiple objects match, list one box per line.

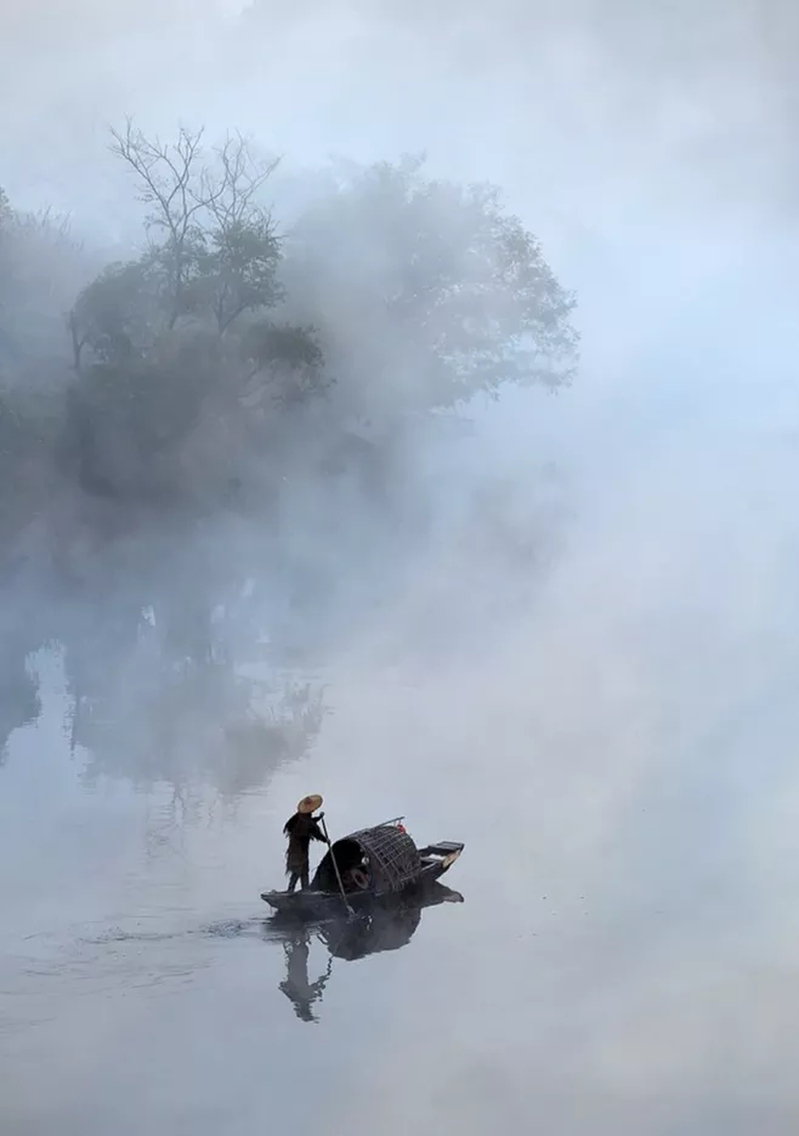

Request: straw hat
left=297, top=794, right=323, bottom=815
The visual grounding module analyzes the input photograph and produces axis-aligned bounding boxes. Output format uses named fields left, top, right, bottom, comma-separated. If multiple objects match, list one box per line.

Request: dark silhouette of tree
left=65, top=123, right=325, bottom=506
left=63, top=129, right=577, bottom=511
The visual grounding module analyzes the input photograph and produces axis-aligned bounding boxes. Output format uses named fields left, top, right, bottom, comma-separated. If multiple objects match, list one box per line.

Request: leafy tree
left=70, top=123, right=287, bottom=357
left=0, top=190, right=87, bottom=369
left=281, top=155, right=579, bottom=422
left=62, top=126, right=577, bottom=512
left=66, top=123, right=325, bottom=503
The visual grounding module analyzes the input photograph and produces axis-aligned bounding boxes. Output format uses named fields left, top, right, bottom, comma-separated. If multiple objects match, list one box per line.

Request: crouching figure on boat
left=284, top=794, right=326, bottom=892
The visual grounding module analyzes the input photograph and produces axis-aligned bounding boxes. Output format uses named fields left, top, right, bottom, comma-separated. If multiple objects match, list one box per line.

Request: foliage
left=1, top=197, right=85, bottom=356
left=65, top=124, right=325, bottom=502
left=1, top=129, right=578, bottom=532
left=106, top=121, right=283, bottom=335
left=281, top=154, right=579, bottom=418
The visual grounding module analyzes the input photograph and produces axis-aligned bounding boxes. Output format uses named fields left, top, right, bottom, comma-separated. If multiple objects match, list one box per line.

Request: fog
left=2, top=2, right=799, bottom=1134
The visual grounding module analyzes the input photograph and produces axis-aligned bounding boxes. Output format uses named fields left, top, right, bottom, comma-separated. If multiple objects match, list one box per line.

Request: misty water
left=5, top=3, right=799, bottom=1133
left=5, top=313, right=799, bottom=1135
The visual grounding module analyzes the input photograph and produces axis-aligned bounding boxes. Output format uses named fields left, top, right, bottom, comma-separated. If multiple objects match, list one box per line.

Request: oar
left=319, top=816, right=354, bottom=917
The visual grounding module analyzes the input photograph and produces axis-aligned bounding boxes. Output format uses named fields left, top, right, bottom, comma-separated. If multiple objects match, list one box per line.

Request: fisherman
left=283, top=794, right=326, bottom=892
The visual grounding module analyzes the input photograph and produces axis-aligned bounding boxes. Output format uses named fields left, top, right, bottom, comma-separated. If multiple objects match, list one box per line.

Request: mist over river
left=4, top=2, right=799, bottom=1132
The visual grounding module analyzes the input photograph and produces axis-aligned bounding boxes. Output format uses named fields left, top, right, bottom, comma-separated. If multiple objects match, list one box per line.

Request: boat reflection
left=265, top=882, right=464, bottom=1023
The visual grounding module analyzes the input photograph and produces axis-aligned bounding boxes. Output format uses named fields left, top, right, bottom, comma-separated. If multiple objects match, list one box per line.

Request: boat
left=260, top=817, right=464, bottom=919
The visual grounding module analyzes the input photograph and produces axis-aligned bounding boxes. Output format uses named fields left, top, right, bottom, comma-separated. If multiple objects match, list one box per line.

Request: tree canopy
left=61, top=128, right=577, bottom=508
left=0, top=127, right=579, bottom=545
left=281, top=155, right=578, bottom=420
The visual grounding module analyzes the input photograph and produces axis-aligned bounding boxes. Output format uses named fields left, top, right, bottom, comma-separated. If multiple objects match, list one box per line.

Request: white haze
left=2, top=2, right=799, bottom=1134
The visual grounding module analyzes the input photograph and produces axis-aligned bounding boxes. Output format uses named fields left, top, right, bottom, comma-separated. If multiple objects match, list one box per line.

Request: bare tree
left=110, top=120, right=210, bottom=328
left=197, top=134, right=284, bottom=335
left=203, top=132, right=279, bottom=232
left=109, top=121, right=282, bottom=335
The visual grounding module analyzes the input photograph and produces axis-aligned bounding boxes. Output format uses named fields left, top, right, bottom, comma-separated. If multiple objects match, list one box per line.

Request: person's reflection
left=278, top=928, right=332, bottom=1023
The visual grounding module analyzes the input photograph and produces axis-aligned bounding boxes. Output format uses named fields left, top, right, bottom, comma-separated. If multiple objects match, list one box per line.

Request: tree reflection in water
left=0, top=645, right=41, bottom=764
left=0, top=571, right=328, bottom=799
left=69, top=652, right=326, bottom=799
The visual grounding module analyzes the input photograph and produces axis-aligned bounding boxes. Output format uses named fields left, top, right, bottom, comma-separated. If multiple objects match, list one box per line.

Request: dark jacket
left=284, top=812, right=326, bottom=876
